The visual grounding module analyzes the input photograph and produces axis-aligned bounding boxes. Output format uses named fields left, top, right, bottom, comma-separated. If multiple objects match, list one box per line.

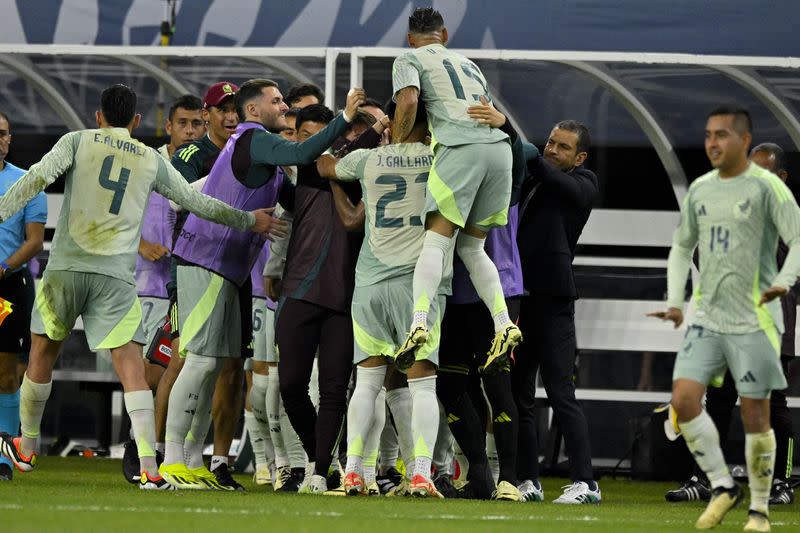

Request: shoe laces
left=560, top=481, right=589, bottom=497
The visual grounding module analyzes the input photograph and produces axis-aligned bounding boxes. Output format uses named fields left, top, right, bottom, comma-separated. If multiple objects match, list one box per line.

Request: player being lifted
left=0, top=85, right=279, bottom=489
left=391, top=7, right=520, bottom=370
left=650, top=106, right=800, bottom=532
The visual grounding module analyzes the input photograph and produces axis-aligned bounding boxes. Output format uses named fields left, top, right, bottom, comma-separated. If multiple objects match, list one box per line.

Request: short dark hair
left=295, top=104, right=334, bottom=132
left=707, top=104, right=752, bottom=135
left=284, top=108, right=301, bottom=120
left=168, top=94, right=202, bottom=121
left=361, top=98, right=384, bottom=112
left=409, top=7, right=444, bottom=34
left=235, top=79, right=279, bottom=121
left=285, top=83, right=324, bottom=108
left=385, top=99, right=428, bottom=129
left=751, top=142, right=788, bottom=174
left=100, top=84, right=137, bottom=128
left=555, top=120, right=591, bottom=154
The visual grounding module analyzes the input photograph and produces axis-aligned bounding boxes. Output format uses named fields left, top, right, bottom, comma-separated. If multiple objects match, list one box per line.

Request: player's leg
left=436, top=303, right=494, bottom=499
left=671, top=327, right=742, bottom=527
left=537, top=296, right=598, bottom=504
left=209, top=357, right=244, bottom=488
left=154, top=299, right=182, bottom=454
left=512, top=294, right=544, bottom=501
left=247, top=359, right=275, bottom=486
left=345, top=357, right=387, bottom=495
left=0, top=268, right=38, bottom=480
left=385, top=372, right=414, bottom=487
left=303, top=309, right=353, bottom=493
left=479, top=297, right=521, bottom=500
left=461, top=142, right=519, bottom=372
left=402, top=292, right=444, bottom=498
left=768, top=356, right=795, bottom=505
left=276, top=298, right=322, bottom=483
left=726, top=330, right=788, bottom=531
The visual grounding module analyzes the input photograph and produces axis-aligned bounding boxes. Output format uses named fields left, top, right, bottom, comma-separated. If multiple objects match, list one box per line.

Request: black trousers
left=513, top=293, right=594, bottom=482
left=275, top=297, right=353, bottom=477
left=695, top=355, right=796, bottom=481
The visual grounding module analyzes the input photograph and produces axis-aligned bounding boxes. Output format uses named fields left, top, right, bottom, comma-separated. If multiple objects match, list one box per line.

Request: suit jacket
left=517, top=156, right=598, bottom=299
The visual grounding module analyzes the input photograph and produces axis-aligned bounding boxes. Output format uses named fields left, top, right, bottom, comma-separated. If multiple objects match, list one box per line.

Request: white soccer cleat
left=518, top=479, right=544, bottom=502
left=552, top=481, right=601, bottom=504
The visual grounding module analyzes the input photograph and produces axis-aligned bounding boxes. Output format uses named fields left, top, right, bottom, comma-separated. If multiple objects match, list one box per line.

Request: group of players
left=0, top=7, right=796, bottom=530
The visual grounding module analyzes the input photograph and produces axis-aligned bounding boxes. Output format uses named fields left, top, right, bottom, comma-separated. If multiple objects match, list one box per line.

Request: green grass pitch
left=0, top=457, right=797, bottom=532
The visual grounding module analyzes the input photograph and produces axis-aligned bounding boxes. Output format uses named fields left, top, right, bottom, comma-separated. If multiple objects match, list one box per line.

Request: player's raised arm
left=0, top=132, right=78, bottom=222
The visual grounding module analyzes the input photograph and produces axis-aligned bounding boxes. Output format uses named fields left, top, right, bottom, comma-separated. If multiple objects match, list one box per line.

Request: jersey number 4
left=375, top=174, right=427, bottom=228
left=442, top=59, right=489, bottom=102
left=98, top=155, right=130, bottom=215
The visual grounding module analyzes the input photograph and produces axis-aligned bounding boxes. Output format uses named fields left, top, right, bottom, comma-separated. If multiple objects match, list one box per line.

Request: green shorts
left=176, top=265, right=241, bottom=359
left=252, top=297, right=277, bottom=363
left=672, top=325, right=788, bottom=399
left=139, top=296, right=170, bottom=347
left=31, top=270, right=146, bottom=351
left=426, top=140, right=512, bottom=230
left=351, top=274, right=444, bottom=366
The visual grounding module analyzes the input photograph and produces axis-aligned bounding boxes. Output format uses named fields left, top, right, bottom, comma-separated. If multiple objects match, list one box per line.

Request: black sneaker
left=376, top=467, right=403, bottom=495
left=327, top=468, right=342, bottom=490
left=457, top=479, right=495, bottom=500
left=211, top=464, right=245, bottom=491
left=769, top=480, right=795, bottom=505
left=433, top=474, right=458, bottom=498
left=278, top=467, right=305, bottom=492
left=122, top=439, right=140, bottom=484
left=0, top=463, right=12, bottom=481
left=665, top=475, right=711, bottom=502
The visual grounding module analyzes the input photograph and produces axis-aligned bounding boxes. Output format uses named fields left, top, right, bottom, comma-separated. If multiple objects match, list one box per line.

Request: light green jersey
left=336, top=142, right=451, bottom=288
left=392, top=44, right=509, bottom=148
left=667, top=162, right=800, bottom=335
left=0, top=128, right=254, bottom=285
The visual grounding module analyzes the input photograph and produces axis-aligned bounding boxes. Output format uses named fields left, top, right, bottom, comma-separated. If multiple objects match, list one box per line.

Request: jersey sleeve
left=392, top=53, right=421, bottom=97
left=766, top=178, right=800, bottom=290
left=0, top=132, right=78, bottom=223
left=334, top=149, right=370, bottom=182
left=152, top=155, right=255, bottom=232
left=666, top=190, right=699, bottom=310
left=249, top=117, right=349, bottom=167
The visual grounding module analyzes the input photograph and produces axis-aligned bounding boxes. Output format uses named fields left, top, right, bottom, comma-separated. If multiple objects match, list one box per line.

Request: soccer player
left=122, top=94, right=205, bottom=484
left=317, top=100, right=446, bottom=498
left=160, top=80, right=365, bottom=491
left=649, top=106, right=800, bottom=531
left=153, top=82, right=240, bottom=485
left=391, top=7, right=521, bottom=371
left=0, top=111, right=46, bottom=482
left=0, top=84, right=278, bottom=489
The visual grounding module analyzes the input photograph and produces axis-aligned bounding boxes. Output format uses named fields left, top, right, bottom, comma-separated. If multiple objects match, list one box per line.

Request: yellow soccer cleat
left=253, top=464, right=273, bottom=486
left=695, top=484, right=743, bottom=529
left=393, top=326, right=428, bottom=372
left=190, top=466, right=235, bottom=491
left=482, top=324, right=522, bottom=374
left=158, top=463, right=206, bottom=490
left=743, top=511, right=771, bottom=532
left=493, top=480, right=523, bottom=501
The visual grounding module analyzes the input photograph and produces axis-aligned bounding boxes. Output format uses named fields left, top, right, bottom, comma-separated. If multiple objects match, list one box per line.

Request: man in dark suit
left=513, top=120, right=600, bottom=504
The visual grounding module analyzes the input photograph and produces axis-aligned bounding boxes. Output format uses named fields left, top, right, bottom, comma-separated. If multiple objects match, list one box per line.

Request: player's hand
left=466, top=95, right=506, bottom=128
left=646, top=307, right=684, bottom=329
left=344, top=88, right=366, bottom=121
left=250, top=208, right=289, bottom=241
left=759, top=286, right=787, bottom=306
left=265, top=277, right=282, bottom=301
left=138, top=239, right=170, bottom=261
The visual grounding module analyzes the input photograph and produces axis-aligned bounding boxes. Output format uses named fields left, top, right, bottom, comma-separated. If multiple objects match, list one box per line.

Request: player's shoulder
left=173, top=136, right=210, bottom=165
left=748, top=162, right=788, bottom=197
left=688, top=169, right=717, bottom=196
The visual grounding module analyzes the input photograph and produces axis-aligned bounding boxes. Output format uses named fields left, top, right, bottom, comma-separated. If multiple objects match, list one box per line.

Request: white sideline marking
left=2, top=503, right=797, bottom=527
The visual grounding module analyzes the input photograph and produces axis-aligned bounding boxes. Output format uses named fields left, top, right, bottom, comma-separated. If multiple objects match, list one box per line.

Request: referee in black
left=513, top=120, right=600, bottom=503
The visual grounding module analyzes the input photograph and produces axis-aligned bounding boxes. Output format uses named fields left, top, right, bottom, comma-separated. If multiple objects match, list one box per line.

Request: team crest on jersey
left=733, top=198, right=752, bottom=219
